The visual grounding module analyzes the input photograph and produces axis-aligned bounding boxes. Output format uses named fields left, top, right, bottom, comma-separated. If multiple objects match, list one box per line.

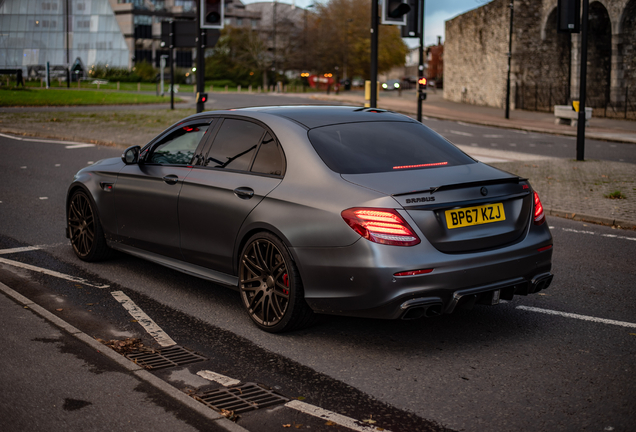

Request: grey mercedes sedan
left=66, top=106, right=553, bottom=332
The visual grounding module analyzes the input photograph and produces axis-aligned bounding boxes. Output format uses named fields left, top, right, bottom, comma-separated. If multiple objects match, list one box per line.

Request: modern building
left=0, top=0, right=266, bottom=77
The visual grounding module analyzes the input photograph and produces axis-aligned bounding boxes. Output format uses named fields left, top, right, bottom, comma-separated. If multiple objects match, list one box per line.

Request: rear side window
left=205, top=119, right=264, bottom=171
left=251, top=133, right=284, bottom=176
left=307, top=121, right=475, bottom=174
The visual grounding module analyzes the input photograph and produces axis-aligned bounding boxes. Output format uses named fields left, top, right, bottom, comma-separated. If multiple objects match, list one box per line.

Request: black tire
left=239, top=232, right=315, bottom=333
left=67, top=190, right=113, bottom=262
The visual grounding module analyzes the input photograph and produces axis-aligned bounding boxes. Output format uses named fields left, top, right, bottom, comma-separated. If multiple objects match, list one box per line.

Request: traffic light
left=196, top=92, right=208, bottom=104
left=401, top=0, right=420, bottom=38
left=382, top=0, right=411, bottom=26
left=201, top=0, right=224, bottom=29
left=418, top=77, right=427, bottom=101
left=557, top=0, right=580, bottom=33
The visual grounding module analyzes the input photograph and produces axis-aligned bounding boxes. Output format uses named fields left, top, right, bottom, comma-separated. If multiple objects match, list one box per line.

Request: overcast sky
left=240, top=0, right=493, bottom=47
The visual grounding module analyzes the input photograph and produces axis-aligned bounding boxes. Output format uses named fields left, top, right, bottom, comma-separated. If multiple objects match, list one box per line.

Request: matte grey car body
left=66, top=106, right=553, bottom=332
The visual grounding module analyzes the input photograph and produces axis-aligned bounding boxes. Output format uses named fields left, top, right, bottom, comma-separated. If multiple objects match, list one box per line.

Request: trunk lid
left=342, top=163, right=532, bottom=253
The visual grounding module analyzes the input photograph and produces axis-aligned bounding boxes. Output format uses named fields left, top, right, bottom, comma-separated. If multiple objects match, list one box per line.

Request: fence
left=515, top=83, right=636, bottom=120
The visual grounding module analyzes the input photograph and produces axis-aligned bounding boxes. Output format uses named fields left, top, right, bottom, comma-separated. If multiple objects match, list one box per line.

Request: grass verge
left=0, top=88, right=181, bottom=107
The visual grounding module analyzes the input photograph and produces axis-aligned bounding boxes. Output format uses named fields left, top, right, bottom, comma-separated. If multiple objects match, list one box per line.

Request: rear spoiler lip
left=391, top=177, right=528, bottom=198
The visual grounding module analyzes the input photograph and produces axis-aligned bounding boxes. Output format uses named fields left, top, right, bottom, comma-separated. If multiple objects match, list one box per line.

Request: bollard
left=97, top=82, right=100, bottom=89
left=258, top=86, right=261, bottom=93
left=237, top=85, right=241, bottom=93
left=117, top=81, right=120, bottom=90
left=137, top=82, right=140, bottom=92
left=225, top=85, right=228, bottom=92
left=248, top=85, right=252, bottom=93
left=210, top=84, right=213, bottom=92
left=193, top=85, right=196, bottom=94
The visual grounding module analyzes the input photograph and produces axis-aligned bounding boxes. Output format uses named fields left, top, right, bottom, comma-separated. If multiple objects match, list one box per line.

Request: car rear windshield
left=307, top=121, right=475, bottom=174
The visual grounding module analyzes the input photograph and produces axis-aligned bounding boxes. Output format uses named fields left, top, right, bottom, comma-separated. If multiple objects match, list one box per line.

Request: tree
left=305, top=0, right=409, bottom=78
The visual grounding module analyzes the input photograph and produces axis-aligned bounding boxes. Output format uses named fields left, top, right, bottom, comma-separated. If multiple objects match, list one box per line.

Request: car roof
left=232, top=105, right=416, bottom=129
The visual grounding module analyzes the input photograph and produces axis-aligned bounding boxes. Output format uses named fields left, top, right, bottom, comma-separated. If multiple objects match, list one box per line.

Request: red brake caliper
left=282, top=274, right=289, bottom=295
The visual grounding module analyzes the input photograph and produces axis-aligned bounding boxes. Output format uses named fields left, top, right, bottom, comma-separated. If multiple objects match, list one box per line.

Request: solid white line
left=516, top=306, right=636, bottom=329
left=285, top=400, right=391, bottom=432
left=0, top=257, right=110, bottom=289
left=0, top=132, right=94, bottom=148
left=111, top=290, right=176, bottom=347
left=196, top=370, right=241, bottom=387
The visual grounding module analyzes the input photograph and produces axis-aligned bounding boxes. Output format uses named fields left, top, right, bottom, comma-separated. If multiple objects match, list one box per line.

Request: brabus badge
left=406, top=196, right=436, bottom=204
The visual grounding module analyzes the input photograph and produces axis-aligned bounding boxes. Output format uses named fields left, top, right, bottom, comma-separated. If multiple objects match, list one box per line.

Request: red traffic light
left=196, top=92, right=208, bottom=104
left=418, top=77, right=427, bottom=87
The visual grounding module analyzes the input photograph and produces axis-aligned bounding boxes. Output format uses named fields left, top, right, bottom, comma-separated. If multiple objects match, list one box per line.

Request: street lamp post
left=505, top=1, right=513, bottom=119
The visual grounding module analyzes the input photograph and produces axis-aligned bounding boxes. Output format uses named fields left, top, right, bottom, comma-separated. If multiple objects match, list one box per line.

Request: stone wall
left=444, top=0, right=509, bottom=107
left=445, top=0, right=636, bottom=110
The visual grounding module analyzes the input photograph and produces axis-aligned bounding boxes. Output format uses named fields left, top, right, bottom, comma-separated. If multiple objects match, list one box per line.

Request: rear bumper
left=290, top=227, right=553, bottom=320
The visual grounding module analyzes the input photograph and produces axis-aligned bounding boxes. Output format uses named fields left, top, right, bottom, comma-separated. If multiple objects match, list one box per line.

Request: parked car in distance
left=382, top=79, right=401, bottom=91
left=66, top=106, right=553, bottom=333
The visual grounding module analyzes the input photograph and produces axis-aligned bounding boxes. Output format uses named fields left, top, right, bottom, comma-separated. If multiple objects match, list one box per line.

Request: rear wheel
left=67, top=190, right=112, bottom=262
left=239, top=232, right=314, bottom=333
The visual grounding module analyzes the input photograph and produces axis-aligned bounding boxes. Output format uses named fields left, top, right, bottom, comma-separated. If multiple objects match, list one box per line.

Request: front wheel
left=239, top=233, right=315, bottom=333
left=67, top=189, right=112, bottom=262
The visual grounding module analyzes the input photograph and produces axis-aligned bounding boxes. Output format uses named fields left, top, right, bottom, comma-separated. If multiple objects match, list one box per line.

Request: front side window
left=148, top=124, right=209, bottom=165
left=205, top=119, right=265, bottom=171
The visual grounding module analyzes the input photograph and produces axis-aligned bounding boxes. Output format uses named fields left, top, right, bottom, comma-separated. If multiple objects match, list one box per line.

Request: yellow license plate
left=445, top=203, right=506, bottom=229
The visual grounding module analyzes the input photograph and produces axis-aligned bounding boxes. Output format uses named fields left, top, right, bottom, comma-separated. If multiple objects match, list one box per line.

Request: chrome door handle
left=162, top=174, right=179, bottom=185
left=234, top=187, right=254, bottom=199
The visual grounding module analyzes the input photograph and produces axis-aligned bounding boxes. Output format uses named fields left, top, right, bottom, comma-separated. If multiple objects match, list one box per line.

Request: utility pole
left=370, top=0, right=379, bottom=108
left=416, top=0, right=425, bottom=122
left=576, top=0, right=589, bottom=161
left=505, top=1, right=513, bottom=119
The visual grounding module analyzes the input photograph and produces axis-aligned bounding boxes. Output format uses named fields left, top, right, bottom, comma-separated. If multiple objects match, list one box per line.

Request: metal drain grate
left=126, top=345, right=206, bottom=370
left=194, top=383, right=289, bottom=413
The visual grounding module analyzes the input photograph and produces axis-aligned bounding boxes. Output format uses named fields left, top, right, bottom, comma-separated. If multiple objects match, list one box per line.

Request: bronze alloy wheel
left=67, top=190, right=111, bottom=262
left=239, top=233, right=314, bottom=332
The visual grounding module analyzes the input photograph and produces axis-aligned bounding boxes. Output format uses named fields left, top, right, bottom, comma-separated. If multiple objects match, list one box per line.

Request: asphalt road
left=0, top=131, right=635, bottom=432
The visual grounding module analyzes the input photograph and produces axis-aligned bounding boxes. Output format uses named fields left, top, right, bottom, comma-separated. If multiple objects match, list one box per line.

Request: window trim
left=141, top=118, right=214, bottom=167
left=198, top=115, right=286, bottom=178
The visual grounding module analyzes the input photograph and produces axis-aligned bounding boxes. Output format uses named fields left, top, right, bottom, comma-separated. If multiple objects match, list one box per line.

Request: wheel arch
left=234, top=223, right=299, bottom=276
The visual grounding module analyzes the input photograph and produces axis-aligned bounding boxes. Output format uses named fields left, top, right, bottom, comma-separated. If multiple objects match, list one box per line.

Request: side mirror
left=122, top=145, right=141, bottom=165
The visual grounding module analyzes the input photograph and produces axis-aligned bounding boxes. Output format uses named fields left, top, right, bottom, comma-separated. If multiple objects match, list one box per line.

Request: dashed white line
left=196, top=370, right=241, bottom=387
left=484, top=134, right=503, bottom=138
left=286, top=400, right=390, bottom=432
left=39, top=197, right=48, bottom=200
left=450, top=130, right=474, bottom=137
left=0, top=257, right=110, bottom=289
left=517, top=306, right=636, bottom=329
left=0, top=132, right=94, bottom=149
left=559, top=227, right=636, bottom=241
left=111, top=291, right=176, bottom=347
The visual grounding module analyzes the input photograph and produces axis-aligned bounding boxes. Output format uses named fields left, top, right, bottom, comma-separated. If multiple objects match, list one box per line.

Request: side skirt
left=107, top=241, right=239, bottom=289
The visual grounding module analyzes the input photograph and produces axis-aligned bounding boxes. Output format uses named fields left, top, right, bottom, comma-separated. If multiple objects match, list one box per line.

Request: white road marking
left=55, top=164, right=61, bottom=167
left=450, top=130, right=474, bottom=137
left=286, top=400, right=391, bottom=432
left=559, top=227, right=636, bottom=241
left=111, top=290, right=176, bottom=347
left=484, top=134, right=503, bottom=138
left=196, top=370, right=241, bottom=387
left=517, top=306, right=636, bottom=329
left=0, top=246, right=43, bottom=254
left=0, top=132, right=94, bottom=149
left=509, top=143, right=517, bottom=146
left=39, top=197, right=48, bottom=200
left=20, top=166, right=27, bottom=169
left=0, top=257, right=110, bottom=289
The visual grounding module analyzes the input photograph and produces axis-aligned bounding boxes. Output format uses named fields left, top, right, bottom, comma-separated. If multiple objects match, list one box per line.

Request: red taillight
left=341, top=208, right=420, bottom=246
left=537, top=245, right=552, bottom=252
left=533, top=191, right=545, bottom=225
left=394, top=268, right=433, bottom=277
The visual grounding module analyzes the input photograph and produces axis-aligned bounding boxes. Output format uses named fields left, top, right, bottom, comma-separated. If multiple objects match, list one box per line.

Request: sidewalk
left=0, top=282, right=246, bottom=432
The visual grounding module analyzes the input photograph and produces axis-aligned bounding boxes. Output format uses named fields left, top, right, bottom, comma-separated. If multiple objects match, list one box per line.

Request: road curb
left=0, top=281, right=250, bottom=432
left=546, top=208, right=636, bottom=230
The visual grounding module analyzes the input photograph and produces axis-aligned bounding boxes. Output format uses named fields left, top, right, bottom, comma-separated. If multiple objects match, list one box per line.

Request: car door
left=114, top=120, right=213, bottom=259
left=179, top=117, right=285, bottom=275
